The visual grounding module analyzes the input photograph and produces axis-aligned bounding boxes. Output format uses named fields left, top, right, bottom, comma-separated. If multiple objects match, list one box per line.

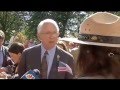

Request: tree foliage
left=27, top=11, right=72, bottom=39
left=0, top=11, right=25, bottom=41
left=1, top=11, right=119, bottom=43
left=26, top=11, right=94, bottom=39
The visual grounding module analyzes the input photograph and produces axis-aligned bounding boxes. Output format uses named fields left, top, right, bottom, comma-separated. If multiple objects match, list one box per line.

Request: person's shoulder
left=24, top=44, right=41, bottom=52
left=57, top=46, right=73, bottom=58
left=25, top=44, right=41, bottom=50
left=71, top=47, right=79, bottom=53
left=72, top=47, right=79, bottom=51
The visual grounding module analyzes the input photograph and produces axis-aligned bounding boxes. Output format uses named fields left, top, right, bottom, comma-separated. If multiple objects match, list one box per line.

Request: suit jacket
left=18, top=44, right=75, bottom=79
left=1, top=45, right=13, bottom=67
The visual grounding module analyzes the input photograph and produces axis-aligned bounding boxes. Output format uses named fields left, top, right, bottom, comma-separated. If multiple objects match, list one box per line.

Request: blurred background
left=0, top=11, right=119, bottom=46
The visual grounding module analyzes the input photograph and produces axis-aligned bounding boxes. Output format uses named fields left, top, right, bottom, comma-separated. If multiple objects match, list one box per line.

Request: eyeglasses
left=40, top=32, right=59, bottom=37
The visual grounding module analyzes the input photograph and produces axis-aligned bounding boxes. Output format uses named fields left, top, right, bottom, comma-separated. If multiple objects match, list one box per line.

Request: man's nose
left=49, top=33, right=58, bottom=38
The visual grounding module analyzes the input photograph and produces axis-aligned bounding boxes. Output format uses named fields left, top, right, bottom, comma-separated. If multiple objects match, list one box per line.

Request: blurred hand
left=0, top=72, right=8, bottom=79
left=0, top=68, right=7, bottom=73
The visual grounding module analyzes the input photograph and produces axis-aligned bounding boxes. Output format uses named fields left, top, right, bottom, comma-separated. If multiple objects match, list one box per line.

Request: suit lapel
left=34, top=45, right=42, bottom=69
left=48, top=47, right=59, bottom=79
left=27, top=44, right=42, bottom=70
left=48, top=46, right=66, bottom=79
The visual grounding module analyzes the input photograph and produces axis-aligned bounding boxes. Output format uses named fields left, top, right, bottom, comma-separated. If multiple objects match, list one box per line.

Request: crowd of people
left=0, top=11, right=120, bottom=79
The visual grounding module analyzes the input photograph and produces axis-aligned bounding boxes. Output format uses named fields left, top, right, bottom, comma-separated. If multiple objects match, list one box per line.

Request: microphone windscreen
left=21, top=69, right=40, bottom=79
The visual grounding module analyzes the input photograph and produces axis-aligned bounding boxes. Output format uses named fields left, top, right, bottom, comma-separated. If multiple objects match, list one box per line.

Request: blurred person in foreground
left=76, top=12, right=120, bottom=79
left=0, top=30, right=13, bottom=68
left=0, top=42, right=24, bottom=79
left=18, top=19, right=75, bottom=79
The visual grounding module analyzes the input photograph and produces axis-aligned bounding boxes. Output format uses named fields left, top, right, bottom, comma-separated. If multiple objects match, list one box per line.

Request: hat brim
left=59, top=37, right=120, bottom=47
left=78, top=40, right=120, bottom=47
left=59, top=38, right=81, bottom=43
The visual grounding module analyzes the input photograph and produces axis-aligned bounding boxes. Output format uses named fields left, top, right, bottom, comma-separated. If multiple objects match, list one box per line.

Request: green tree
left=25, top=11, right=99, bottom=39
left=27, top=11, right=71, bottom=40
left=0, top=11, right=24, bottom=41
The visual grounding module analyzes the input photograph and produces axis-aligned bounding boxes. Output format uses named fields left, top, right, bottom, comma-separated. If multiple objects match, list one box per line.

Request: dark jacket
left=18, top=44, right=75, bottom=79
left=2, top=46, right=14, bottom=67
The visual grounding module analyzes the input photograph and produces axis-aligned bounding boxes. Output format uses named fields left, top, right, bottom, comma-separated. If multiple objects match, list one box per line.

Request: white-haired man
left=18, top=19, right=75, bottom=79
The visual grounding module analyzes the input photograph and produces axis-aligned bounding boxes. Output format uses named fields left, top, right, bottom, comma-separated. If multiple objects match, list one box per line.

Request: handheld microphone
left=21, top=69, right=40, bottom=79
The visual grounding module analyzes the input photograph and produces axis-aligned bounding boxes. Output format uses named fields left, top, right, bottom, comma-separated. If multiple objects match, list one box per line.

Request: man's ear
left=18, top=53, right=22, bottom=56
left=58, top=32, right=60, bottom=37
left=37, top=33, right=41, bottom=41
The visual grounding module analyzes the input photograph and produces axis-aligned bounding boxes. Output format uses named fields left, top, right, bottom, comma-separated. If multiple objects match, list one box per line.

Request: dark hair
left=76, top=44, right=120, bottom=78
left=8, top=42, right=25, bottom=54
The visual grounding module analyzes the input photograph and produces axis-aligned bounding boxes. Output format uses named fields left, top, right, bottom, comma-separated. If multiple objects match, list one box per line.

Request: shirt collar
left=41, top=43, right=56, bottom=55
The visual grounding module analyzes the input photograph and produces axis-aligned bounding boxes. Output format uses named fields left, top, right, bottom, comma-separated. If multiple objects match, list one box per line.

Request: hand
left=0, top=72, right=8, bottom=79
left=0, top=67, right=7, bottom=73
left=0, top=68, right=6, bottom=73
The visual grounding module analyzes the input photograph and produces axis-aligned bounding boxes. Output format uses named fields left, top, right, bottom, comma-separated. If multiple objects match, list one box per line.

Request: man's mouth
left=49, top=41, right=54, bottom=43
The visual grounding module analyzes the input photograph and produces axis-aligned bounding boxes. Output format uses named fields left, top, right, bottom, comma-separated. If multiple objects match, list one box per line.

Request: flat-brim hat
left=59, top=37, right=81, bottom=43
left=78, top=12, right=120, bottom=47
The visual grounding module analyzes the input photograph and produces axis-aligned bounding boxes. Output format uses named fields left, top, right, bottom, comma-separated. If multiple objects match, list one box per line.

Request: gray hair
left=37, top=19, right=59, bottom=34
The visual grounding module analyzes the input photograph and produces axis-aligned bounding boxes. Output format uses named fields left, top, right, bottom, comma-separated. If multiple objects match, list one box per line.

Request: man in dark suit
left=18, top=19, right=75, bottom=79
left=0, top=30, right=13, bottom=68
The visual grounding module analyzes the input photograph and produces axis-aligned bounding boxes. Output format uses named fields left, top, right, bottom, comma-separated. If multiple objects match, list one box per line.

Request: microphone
left=21, top=69, right=40, bottom=79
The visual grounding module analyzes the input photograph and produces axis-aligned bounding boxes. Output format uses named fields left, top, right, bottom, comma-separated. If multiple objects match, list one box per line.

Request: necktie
left=41, top=51, right=48, bottom=79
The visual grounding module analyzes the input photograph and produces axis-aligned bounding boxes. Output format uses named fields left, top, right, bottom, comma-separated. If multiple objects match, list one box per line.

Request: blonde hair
left=9, top=32, right=27, bottom=47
